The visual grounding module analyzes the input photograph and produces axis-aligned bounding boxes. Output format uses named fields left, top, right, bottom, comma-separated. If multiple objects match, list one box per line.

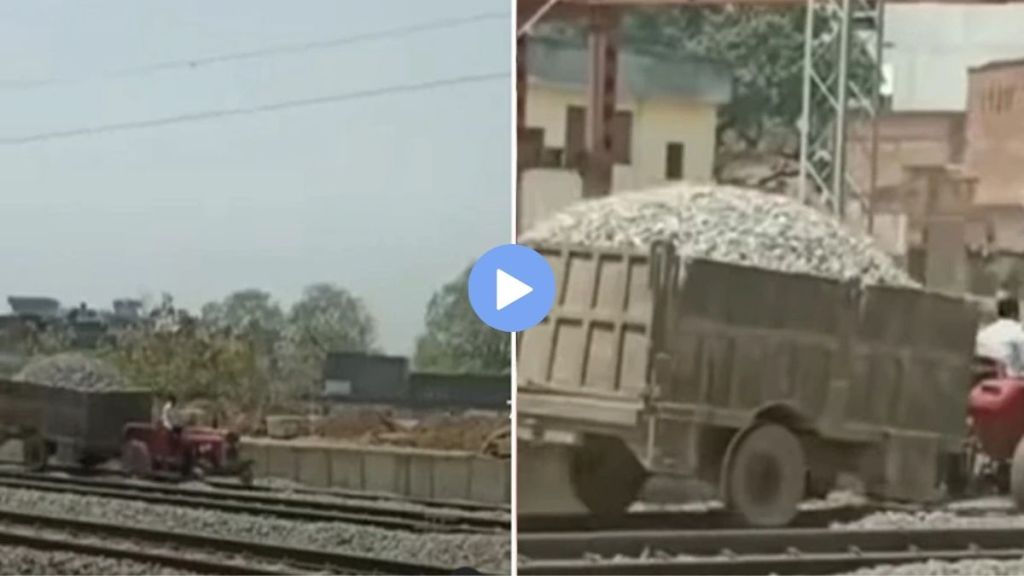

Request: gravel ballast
left=839, top=557, right=1024, bottom=576
left=14, top=353, right=129, bottom=392
left=0, top=485, right=510, bottom=573
left=832, top=509, right=1024, bottom=530
left=0, top=543, right=189, bottom=575
left=520, top=183, right=915, bottom=287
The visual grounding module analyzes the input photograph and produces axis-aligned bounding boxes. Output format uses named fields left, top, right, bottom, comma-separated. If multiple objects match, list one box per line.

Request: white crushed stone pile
left=833, top=510, right=1024, bottom=530
left=14, top=353, right=129, bottom=392
left=521, top=184, right=915, bottom=287
left=840, top=557, right=1024, bottom=576
left=0, top=486, right=510, bottom=573
left=0, top=544, right=189, bottom=575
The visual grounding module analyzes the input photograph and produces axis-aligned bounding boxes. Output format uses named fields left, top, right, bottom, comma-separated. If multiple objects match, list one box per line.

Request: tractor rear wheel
left=722, top=423, right=806, bottom=527
left=1009, top=437, right=1024, bottom=510
left=121, top=440, right=152, bottom=479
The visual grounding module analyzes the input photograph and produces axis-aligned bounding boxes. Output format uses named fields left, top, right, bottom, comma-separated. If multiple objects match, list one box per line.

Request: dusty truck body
left=517, top=242, right=977, bottom=526
left=0, top=379, right=151, bottom=468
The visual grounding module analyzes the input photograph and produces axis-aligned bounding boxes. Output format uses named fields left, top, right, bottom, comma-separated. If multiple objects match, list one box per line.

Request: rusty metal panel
left=518, top=244, right=654, bottom=399
left=663, top=260, right=843, bottom=419
left=852, top=285, right=975, bottom=438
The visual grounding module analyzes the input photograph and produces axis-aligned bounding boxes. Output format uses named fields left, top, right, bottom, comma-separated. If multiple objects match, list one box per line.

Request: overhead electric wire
left=0, top=10, right=509, bottom=90
left=0, top=71, right=508, bottom=146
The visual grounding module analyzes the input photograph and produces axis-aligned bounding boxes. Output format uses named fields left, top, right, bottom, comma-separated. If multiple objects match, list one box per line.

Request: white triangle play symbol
left=496, top=268, right=533, bottom=311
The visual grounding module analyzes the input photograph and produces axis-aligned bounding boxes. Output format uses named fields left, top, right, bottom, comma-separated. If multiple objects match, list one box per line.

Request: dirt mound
left=315, top=409, right=507, bottom=453
left=316, top=408, right=400, bottom=441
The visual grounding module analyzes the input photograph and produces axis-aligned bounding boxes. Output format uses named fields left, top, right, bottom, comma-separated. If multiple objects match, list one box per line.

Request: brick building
left=965, top=58, right=1024, bottom=207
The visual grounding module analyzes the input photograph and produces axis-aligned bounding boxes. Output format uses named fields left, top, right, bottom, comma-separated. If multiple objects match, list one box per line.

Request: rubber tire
left=22, top=435, right=47, bottom=472
left=121, top=440, right=152, bottom=478
left=1009, top=436, right=1024, bottom=510
left=570, top=437, right=646, bottom=518
left=722, top=423, right=806, bottom=527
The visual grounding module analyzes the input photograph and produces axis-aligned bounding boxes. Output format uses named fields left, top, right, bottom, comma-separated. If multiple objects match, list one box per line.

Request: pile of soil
left=313, top=409, right=507, bottom=453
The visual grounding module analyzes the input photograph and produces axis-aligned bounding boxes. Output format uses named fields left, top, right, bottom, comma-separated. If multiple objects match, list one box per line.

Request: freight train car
left=0, top=379, right=151, bottom=469
left=517, top=241, right=977, bottom=527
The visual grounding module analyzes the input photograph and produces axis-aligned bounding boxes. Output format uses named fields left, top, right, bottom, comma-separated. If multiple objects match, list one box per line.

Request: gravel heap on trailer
left=0, top=544, right=187, bottom=575
left=520, top=183, right=916, bottom=287
left=14, top=353, right=129, bottom=392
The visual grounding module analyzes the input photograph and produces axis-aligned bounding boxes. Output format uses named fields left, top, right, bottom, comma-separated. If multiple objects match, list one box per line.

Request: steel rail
left=0, top=472, right=508, bottom=533
left=520, top=524, right=1024, bottom=558
left=0, top=506, right=456, bottom=575
left=0, top=525, right=289, bottom=575
left=519, top=525, right=1024, bottom=575
left=207, top=477, right=511, bottom=514
left=518, top=503, right=896, bottom=533
left=519, top=548, right=1024, bottom=575
left=4, top=463, right=509, bottom=514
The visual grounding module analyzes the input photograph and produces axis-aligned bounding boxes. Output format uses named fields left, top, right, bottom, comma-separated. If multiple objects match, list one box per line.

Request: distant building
left=520, top=36, right=732, bottom=230
left=965, top=58, right=1024, bottom=208
left=883, top=4, right=1024, bottom=112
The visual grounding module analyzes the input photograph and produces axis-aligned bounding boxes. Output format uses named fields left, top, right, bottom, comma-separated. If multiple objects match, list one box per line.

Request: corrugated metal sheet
left=885, top=5, right=1024, bottom=111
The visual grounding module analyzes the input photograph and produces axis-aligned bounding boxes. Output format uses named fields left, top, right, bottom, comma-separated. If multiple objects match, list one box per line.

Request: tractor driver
left=977, top=294, right=1024, bottom=377
left=161, top=394, right=183, bottom=443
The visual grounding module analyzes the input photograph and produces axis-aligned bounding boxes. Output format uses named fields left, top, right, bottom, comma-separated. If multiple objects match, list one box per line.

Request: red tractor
left=120, top=422, right=253, bottom=486
left=966, top=357, right=1024, bottom=504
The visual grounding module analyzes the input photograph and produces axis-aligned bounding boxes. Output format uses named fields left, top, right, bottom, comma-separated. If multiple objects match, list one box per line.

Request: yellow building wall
left=521, top=83, right=719, bottom=231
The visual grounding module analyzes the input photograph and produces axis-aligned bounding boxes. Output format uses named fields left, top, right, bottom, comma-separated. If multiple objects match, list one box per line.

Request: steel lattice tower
left=798, top=0, right=886, bottom=229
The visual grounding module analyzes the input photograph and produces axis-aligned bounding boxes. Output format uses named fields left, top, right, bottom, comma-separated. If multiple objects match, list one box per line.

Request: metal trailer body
left=0, top=379, right=151, bottom=467
left=517, top=242, right=977, bottom=525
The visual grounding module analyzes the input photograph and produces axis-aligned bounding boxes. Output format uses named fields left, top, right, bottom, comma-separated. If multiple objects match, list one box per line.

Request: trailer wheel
left=722, top=423, right=806, bottom=527
left=1009, top=436, right=1024, bottom=510
left=121, top=440, right=152, bottom=478
left=570, top=436, right=646, bottom=517
left=22, top=436, right=47, bottom=472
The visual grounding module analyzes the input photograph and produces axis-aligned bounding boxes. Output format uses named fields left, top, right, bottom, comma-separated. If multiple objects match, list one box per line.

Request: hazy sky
left=0, top=0, right=511, bottom=354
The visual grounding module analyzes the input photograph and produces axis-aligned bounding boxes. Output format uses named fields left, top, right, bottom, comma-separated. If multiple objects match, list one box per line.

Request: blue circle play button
left=468, top=244, right=555, bottom=333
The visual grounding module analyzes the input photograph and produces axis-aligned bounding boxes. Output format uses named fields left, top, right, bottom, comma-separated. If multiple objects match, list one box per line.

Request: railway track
left=0, top=470, right=508, bottom=534
left=518, top=525, right=1024, bottom=575
left=518, top=503, right=900, bottom=533
left=0, top=505, right=457, bottom=575
left=210, top=477, right=510, bottom=514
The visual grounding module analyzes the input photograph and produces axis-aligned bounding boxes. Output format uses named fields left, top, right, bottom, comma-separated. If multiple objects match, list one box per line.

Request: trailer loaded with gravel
left=0, top=354, right=150, bottom=469
left=516, top=184, right=979, bottom=527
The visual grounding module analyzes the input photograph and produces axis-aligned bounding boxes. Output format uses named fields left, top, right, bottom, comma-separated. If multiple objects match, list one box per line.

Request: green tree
left=414, top=268, right=510, bottom=374
left=105, top=295, right=268, bottom=409
left=624, top=7, right=809, bottom=158
left=201, top=289, right=285, bottom=336
left=538, top=8, right=873, bottom=182
left=275, top=284, right=378, bottom=399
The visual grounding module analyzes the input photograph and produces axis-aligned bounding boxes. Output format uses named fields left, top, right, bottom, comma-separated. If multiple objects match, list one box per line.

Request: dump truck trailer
left=0, top=379, right=151, bottom=468
left=517, top=241, right=977, bottom=526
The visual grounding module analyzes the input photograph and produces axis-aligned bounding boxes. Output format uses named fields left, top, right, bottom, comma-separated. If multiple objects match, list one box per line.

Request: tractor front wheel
left=121, top=440, right=152, bottom=479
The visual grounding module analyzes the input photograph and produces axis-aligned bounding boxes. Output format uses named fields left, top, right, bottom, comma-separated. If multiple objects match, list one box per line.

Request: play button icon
left=496, top=269, right=532, bottom=311
left=468, top=244, right=555, bottom=333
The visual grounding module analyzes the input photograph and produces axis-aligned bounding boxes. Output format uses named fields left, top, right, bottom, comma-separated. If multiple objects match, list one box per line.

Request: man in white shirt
left=161, top=394, right=180, bottom=431
left=976, top=295, right=1024, bottom=377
